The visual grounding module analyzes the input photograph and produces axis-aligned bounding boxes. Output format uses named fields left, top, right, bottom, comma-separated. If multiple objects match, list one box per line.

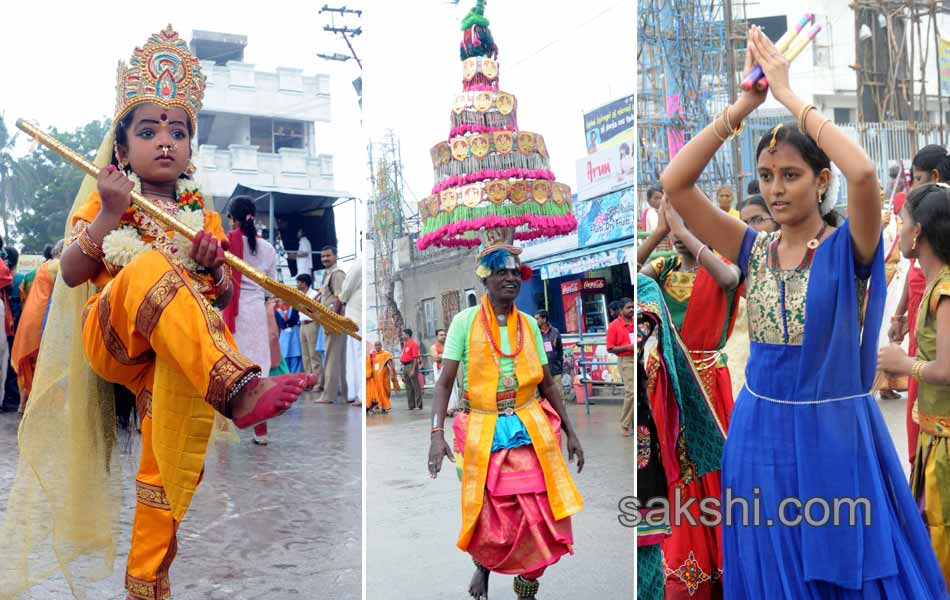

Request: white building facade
left=189, top=30, right=346, bottom=210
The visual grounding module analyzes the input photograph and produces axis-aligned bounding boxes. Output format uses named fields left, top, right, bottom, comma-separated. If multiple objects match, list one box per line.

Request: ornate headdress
left=416, top=1, right=577, bottom=253
left=114, top=25, right=205, bottom=132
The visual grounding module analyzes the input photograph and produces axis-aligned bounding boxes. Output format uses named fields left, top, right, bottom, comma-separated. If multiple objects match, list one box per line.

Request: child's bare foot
left=231, top=373, right=317, bottom=429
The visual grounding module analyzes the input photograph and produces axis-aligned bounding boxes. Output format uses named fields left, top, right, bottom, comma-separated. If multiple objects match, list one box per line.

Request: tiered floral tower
left=416, top=0, right=577, bottom=251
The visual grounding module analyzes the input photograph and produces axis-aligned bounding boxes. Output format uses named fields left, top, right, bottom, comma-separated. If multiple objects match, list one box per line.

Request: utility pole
left=318, top=5, right=363, bottom=70
left=317, top=5, right=363, bottom=109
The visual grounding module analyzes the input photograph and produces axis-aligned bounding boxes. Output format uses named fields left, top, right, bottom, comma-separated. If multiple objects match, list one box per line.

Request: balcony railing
left=196, top=144, right=335, bottom=197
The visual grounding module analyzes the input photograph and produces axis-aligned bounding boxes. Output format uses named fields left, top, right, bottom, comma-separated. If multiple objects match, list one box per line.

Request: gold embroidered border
left=135, top=480, right=171, bottom=510
left=126, top=572, right=170, bottom=600
left=151, top=252, right=258, bottom=412
left=137, top=388, right=153, bottom=419
left=206, top=356, right=244, bottom=415
left=135, top=271, right=184, bottom=341
left=98, top=284, right=152, bottom=366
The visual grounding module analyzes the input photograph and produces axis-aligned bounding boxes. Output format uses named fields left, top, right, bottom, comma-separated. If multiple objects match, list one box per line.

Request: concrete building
left=188, top=30, right=354, bottom=277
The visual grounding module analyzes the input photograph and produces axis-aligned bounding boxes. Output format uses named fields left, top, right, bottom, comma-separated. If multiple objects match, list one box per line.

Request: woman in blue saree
left=660, top=26, right=947, bottom=598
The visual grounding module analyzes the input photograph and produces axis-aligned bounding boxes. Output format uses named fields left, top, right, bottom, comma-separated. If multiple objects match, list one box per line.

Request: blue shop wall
left=516, top=272, right=572, bottom=332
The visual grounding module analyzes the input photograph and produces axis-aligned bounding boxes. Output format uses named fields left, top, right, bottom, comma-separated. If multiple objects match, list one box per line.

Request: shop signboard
left=583, top=95, right=634, bottom=155
left=575, top=144, right=634, bottom=201
left=540, top=246, right=629, bottom=280
left=574, top=187, right=635, bottom=248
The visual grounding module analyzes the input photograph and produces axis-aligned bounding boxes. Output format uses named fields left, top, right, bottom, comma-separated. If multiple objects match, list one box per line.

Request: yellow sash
left=457, top=295, right=583, bottom=550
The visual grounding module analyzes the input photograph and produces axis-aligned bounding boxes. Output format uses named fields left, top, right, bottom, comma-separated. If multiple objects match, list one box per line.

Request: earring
left=113, top=143, right=127, bottom=170
left=912, top=236, right=918, bottom=251
left=185, top=160, right=197, bottom=176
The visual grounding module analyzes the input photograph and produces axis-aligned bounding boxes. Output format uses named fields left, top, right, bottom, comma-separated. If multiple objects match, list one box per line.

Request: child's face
left=120, top=103, right=191, bottom=183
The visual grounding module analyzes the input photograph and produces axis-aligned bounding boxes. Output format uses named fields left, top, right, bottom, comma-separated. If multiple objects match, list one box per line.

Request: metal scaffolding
left=637, top=0, right=747, bottom=196
left=367, top=131, right=411, bottom=346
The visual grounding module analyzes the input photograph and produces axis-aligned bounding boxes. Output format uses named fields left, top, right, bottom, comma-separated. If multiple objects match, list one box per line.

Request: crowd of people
left=636, top=26, right=950, bottom=600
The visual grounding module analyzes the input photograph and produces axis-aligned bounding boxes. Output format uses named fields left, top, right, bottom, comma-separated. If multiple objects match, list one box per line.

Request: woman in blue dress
left=660, top=26, right=948, bottom=598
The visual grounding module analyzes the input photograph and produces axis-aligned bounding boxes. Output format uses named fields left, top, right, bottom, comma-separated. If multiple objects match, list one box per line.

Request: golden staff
left=16, top=118, right=360, bottom=340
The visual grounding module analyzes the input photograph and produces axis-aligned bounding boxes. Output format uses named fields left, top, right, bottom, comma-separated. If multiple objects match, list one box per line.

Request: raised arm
left=748, top=26, right=880, bottom=263
left=636, top=201, right=670, bottom=268
left=665, top=200, right=741, bottom=290
left=660, top=32, right=767, bottom=264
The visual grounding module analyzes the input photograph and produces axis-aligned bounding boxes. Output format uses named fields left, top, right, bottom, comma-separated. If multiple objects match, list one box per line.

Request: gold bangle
left=723, top=106, right=744, bottom=138
left=815, top=119, right=832, bottom=146
left=799, top=104, right=817, bottom=131
left=911, top=360, right=928, bottom=382
left=77, top=226, right=105, bottom=262
left=711, top=112, right=729, bottom=142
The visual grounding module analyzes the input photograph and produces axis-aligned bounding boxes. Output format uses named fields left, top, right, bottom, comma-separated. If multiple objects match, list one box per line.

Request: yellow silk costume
left=0, top=25, right=255, bottom=600
left=69, top=191, right=257, bottom=599
left=458, top=296, right=583, bottom=551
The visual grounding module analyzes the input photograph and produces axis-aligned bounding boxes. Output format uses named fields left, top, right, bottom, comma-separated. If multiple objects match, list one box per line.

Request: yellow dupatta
left=458, top=295, right=583, bottom=550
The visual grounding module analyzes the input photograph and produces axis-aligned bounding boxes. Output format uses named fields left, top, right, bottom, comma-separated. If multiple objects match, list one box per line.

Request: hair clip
left=768, top=124, right=784, bottom=153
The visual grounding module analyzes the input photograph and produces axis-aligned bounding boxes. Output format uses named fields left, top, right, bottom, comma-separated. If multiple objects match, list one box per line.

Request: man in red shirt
left=607, top=297, right=636, bottom=436
left=400, top=328, right=423, bottom=410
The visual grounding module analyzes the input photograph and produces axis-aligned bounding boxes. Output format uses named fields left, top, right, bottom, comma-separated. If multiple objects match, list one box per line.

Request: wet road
left=366, top=391, right=635, bottom=599
left=0, top=396, right=361, bottom=599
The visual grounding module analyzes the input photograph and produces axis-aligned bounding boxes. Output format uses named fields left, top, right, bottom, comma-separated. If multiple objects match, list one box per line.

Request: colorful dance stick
left=741, top=13, right=814, bottom=91
left=755, top=22, right=822, bottom=91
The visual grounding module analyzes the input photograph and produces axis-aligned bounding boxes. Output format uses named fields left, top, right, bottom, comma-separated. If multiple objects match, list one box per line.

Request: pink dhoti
left=452, top=399, right=574, bottom=576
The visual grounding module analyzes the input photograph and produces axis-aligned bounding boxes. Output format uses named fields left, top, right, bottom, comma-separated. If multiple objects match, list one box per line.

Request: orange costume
left=72, top=27, right=260, bottom=600
left=10, top=260, right=54, bottom=404
left=367, top=349, right=397, bottom=411
left=72, top=186, right=259, bottom=598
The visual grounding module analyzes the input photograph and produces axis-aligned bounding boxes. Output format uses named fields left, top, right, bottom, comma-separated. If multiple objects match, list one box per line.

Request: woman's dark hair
left=743, top=194, right=770, bottom=213
left=227, top=196, right=258, bottom=254
left=755, top=122, right=837, bottom=227
left=911, top=145, right=950, bottom=183
left=111, top=107, right=195, bottom=178
left=904, top=183, right=950, bottom=264
left=43, top=244, right=53, bottom=260
left=4, top=246, right=18, bottom=271
left=647, top=185, right=663, bottom=199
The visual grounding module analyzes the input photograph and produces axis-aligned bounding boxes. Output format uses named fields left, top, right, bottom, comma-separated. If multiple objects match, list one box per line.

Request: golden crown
left=115, top=25, right=205, bottom=131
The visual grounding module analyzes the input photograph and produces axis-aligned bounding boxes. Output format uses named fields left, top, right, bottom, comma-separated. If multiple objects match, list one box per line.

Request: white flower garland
left=102, top=174, right=207, bottom=273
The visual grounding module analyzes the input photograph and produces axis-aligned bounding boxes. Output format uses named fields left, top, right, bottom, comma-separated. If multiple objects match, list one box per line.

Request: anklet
left=226, top=371, right=261, bottom=415
left=513, top=575, right=540, bottom=597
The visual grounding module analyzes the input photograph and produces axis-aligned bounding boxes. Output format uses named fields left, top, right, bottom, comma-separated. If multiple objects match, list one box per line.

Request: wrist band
left=431, top=427, right=445, bottom=435
left=815, top=118, right=831, bottom=146
left=77, top=226, right=105, bottom=262
left=799, top=104, right=818, bottom=131
left=911, top=360, right=927, bottom=382
left=213, top=264, right=231, bottom=288
left=695, top=245, right=706, bottom=264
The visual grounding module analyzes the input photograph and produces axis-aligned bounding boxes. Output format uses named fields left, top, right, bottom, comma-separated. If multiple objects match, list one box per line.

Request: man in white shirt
left=296, top=273, right=322, bottom=389
left=291, top=229, right=313, bottom=279
left=340, top=258, right=362, bottom=407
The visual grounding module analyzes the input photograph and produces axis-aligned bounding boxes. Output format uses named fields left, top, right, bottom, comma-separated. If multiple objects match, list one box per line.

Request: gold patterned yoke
left=745, top=231, right=868, bottom=345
